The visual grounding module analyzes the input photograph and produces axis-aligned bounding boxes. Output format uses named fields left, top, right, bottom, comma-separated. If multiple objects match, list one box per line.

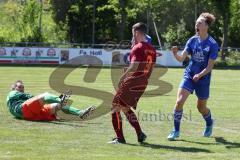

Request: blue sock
left=203, top=110, right=213, bottom=126
left=174, top=110, right=183, bottom=132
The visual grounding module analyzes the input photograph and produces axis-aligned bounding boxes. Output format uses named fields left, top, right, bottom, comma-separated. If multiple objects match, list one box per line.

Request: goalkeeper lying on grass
left=7, top=80, right=95, bottom=121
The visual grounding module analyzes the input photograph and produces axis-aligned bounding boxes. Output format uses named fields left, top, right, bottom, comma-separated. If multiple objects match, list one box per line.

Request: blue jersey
left=183, top=35, right=219, bottom=83
left=146, top=35, right=152, bottom=44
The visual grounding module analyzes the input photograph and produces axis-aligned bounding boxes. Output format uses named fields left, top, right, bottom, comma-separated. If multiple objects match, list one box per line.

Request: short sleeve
left=209, top=43, right=219, bottom=60
left=130, top=46, right=142, bottom=63
left=184, top=37, right=193, bottom=54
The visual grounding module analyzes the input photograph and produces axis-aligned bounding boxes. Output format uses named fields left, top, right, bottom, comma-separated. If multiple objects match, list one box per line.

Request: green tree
left=163, top=19, right=191, bottom=47
left=229, top=0, right=240, bottom=47
left=51, top=0, right=105, bottom=43
left=0, top=0, right=66, bottom=43
left=0, top=0, right=22, bottom=42
left=50, top=0, right=74, bottom=23
left=119, top=0, right=127, bottom=40
left=211, top=0, right=231, bottom=61
left=18, top=0, right=45, bottom=42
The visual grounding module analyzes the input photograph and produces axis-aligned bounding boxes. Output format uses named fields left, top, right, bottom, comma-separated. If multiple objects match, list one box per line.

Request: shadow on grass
left=176, top=139, right=218, bottom=145
left=18, top=119, right=85, bottom=128
left=43, top=120, right=103, bottom=127
left=215, top=137, right=240, bottom=149
left=168, top=137, right=240, bottom=149
left=126, top=142, right=212, bottom=153
left=47, top=121, right=86, bottom=128
left=14, top=117, right=103, bottom=128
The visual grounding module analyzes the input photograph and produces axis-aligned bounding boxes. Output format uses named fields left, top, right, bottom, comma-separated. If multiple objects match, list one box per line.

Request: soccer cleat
left=167, top=130, right=180, bottom=141
left=203, top=120, right=214, bottom=137
left=59, top=94, right=63, bottom=99
left=138, top=132, right=147, bottom=143
left=79, top=106, right=96, bottom=120
left=107, top=138, right=126, bottom=144
left=60, top=90, right=72, bottom=107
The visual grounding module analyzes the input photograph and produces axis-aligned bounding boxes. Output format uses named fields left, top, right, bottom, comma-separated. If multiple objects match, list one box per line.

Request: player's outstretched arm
left=171, top=46, right=188, bottom=62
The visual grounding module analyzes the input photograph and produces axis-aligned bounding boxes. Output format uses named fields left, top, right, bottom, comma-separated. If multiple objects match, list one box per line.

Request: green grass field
left=0, top=66, right=239, bottom=160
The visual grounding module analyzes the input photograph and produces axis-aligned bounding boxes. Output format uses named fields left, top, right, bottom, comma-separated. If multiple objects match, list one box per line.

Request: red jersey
left=130, top=42, right=156, bottom=79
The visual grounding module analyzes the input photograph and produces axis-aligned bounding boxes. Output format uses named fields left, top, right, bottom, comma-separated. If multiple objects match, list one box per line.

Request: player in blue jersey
left=167, top=13, right=219, bottom=140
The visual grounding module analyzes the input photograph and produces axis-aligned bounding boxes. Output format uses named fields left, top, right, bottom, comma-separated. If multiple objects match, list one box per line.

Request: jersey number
left=144, top=50, right=154, bottom=75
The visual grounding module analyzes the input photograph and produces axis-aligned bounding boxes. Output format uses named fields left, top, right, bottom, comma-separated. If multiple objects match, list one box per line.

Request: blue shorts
left=179, top=78, right=210, bottom=100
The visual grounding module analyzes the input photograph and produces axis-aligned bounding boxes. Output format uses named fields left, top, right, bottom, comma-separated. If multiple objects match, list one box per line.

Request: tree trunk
left=119, top=0, right=126, bottom=41
left=221, top=13, right=229, bottom=61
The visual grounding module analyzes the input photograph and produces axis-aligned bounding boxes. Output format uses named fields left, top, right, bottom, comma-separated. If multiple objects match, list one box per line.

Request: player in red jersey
left=109, top=22, right=156, bottom=144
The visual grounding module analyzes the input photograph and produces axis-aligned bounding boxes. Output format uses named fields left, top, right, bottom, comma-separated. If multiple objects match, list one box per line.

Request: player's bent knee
left=53, top=103, right=61, bottom=109
left=35, top=92, right=49, bottom=100
left=42, top=92, right=49, bottom=97
left=48, top=103, right=60, bottom=114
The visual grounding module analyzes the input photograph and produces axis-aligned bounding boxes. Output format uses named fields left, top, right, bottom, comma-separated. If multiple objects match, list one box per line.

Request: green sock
left=61, top=106, right=81, bottom=116
left=43, top=93, right=61, bottom=104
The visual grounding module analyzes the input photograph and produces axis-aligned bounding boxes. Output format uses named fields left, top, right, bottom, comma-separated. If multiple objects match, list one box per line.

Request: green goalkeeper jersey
left=6, top=90, right=34, bottom=119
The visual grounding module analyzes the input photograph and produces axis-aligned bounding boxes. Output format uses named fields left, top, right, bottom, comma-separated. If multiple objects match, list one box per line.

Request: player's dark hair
left=11, top=80, right=23, bottom=90
left=132, top=22, right=147, bottom=34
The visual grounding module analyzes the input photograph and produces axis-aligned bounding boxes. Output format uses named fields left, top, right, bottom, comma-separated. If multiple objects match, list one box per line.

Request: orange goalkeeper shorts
left=22, top=96, right=56, bottom=121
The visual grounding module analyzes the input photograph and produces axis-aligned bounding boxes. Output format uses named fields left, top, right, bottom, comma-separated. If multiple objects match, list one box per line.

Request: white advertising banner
left=0, top=47, right=182, bottom=66
left=59, top=48, right=112, bottom=65
left=156, top=50, right=182, bottom=66
left=0, top=47, right=59, bottom=64
left=111, top=49, right=182, bottom=67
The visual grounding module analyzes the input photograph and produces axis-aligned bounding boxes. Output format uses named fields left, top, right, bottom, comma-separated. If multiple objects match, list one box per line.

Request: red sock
left=112, top=112, right=124, bottom=140
left=124, top=110, right=142, bottom=136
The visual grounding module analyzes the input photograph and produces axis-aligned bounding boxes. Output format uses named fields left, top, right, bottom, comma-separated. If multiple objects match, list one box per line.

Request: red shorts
left=113, top=76, right=148, bottom=109
left=22, top=96, right=56, bottom=121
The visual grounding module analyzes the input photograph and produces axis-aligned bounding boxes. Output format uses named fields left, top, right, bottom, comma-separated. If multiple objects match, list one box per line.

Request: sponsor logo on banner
left=0, top=47, right=6, bottom=55
left=36, top=49, right=43, bottom=57
left=61, top=50, right=69, bottom=62
left=90, top=50, right=102, bottom=56
left=47, top=48, right=56, bottom=56
left=79, top=49, right=103, bottom=56
left=11, top=49, right=18, bottom=57
left=112, top=51, right=127, bottom=65
left=79, top=50, right=87, bottom=55
left=22, top=48, right=31, bottom=56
